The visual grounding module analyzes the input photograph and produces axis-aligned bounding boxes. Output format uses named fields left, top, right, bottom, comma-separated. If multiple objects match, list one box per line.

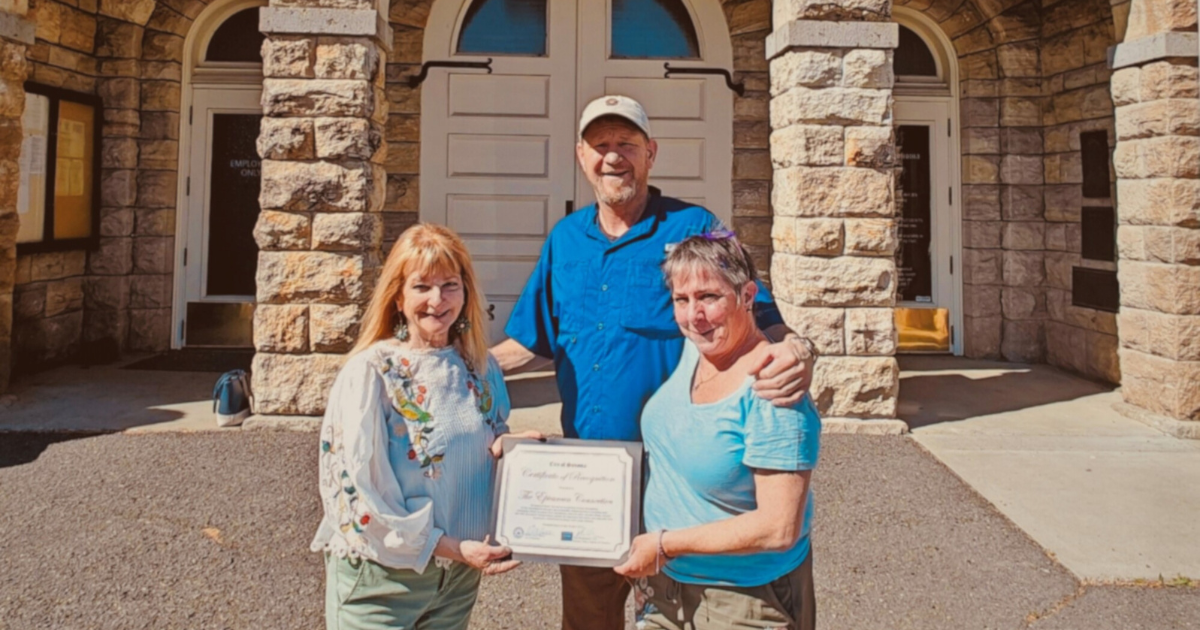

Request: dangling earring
left=453, top=315, right=471, bottom=335
left=393, top=315, right=410, bottom=342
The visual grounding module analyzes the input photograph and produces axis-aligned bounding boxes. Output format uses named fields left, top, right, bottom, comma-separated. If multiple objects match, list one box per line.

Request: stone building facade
left=0, top=0, right=1196, bottom=433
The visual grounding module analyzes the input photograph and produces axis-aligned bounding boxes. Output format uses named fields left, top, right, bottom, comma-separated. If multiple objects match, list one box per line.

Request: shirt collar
left=586, top=186, right=663, bottom=250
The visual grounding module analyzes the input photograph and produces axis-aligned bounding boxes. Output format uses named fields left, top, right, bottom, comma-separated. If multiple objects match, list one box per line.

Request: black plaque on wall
left=1080, top=130, right=1111, bottom=199
left=207, top=113, right=262, bottom=297
left=896, top=125, right=933, bottom=303
left=1072, top=267, right=1119, bottom=312
left=1081, top=207, right=1115, bottom=261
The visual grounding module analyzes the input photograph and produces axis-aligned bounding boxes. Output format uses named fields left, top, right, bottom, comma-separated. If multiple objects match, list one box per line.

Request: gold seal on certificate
left=491, top=438, right=643, bottom=567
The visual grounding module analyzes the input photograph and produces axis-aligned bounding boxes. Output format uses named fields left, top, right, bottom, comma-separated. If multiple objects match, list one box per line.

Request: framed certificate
left=491, top=438, right=642, bottom=567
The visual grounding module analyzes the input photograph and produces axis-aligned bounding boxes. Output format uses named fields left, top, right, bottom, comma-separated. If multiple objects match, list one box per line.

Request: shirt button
left=593, top=406, right=601, bottom=413
left=601, top=284, right=609, bottom=291
left=571, top=337, right=577, bottom=344
left=593, top=364, right=600, bottom=371
left=597, top=322, right=605, bottom=330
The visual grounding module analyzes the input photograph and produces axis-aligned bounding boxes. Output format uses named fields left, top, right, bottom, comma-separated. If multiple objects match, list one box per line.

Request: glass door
left=895, top=100, right=957, bottom=353
left=181, top=87, right=261, bottom=347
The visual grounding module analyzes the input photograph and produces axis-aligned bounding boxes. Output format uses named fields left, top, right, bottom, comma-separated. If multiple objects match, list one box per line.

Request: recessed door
left=182, top=87, right=261, bottom=347
left=894, top=99, right=957, bottom=353
left=422, top=0, right=734, bottom=342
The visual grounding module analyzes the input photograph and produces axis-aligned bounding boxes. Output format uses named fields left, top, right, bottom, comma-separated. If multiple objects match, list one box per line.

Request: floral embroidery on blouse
left=318, top=423, right=372, bottom=552
left=466, top=368, right=496, bottom=427
left=378, top=356, right=444, bottom=479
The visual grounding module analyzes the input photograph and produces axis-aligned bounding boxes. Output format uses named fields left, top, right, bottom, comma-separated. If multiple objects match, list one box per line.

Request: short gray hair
left=661, top=230, right=758, bottom=302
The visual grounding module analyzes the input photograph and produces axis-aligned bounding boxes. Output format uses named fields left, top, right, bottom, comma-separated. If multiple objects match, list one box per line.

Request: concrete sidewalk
left=902, top=355, right=1200, bottom=582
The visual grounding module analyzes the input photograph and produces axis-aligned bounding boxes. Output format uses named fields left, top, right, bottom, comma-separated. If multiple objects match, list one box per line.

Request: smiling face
left=670, top=266, right=758, bottom=357
left=576, top=117, right=657, bottom=208
left=397, top=265, right=465, bottom=347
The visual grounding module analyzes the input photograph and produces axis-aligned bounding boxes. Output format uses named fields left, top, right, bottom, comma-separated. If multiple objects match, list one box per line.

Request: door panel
left=894, top=99, right=956, bottom=354
left=182, top=87, right=261, bottom=347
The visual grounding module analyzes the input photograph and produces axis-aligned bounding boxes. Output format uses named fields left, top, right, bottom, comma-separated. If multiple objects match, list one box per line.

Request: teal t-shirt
left=641, top=341, right=821, bottom=587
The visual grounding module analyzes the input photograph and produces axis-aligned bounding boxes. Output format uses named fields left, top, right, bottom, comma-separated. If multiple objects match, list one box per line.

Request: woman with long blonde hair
left=312, top=223, right=532, bottom=630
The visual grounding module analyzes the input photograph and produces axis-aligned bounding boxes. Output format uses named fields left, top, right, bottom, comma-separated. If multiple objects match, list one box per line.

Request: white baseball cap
left=578, top=95, right=652, bottom=138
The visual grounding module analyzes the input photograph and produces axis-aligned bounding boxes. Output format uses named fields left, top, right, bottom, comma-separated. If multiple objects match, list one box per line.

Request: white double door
left=421, top=0, right=733, bottom=341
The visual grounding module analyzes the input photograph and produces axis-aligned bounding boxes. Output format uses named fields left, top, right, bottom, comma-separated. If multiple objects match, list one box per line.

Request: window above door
left=457, top=0, right=548, bottom=56
left=611, top=0, right=699, bottom=59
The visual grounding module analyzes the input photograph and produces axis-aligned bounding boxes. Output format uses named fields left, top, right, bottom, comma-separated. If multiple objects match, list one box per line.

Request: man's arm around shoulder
left=491, top=339, right=554, bottom=375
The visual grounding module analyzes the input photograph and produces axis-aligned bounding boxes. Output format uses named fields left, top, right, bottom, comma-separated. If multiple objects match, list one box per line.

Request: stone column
left=766, top=1, right=902, bottom=431
left=1110, top=0, right=1200, bottom=433
left=0, top=0, right=34, bottom=392
left=252, top=1, right=391, bottom=417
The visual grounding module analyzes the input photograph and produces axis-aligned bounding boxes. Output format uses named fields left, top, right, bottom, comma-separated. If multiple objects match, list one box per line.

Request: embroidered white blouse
left=310, top=339, right=511, bottom=572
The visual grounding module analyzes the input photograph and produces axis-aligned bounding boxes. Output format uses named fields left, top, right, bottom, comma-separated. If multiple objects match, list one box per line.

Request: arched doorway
left=421, top=0, right=735, bottom=340
left=893, top=7, right=962, bottom=355
left=172, top=0, right=266, bottom=348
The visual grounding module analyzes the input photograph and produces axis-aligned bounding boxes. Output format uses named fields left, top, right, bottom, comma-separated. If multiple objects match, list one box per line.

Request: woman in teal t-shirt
left=614, top=232, right=822, bottom=630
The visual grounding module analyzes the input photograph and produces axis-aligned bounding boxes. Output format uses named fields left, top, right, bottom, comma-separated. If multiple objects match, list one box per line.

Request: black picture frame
left=16, top=82, right=103, bottom=255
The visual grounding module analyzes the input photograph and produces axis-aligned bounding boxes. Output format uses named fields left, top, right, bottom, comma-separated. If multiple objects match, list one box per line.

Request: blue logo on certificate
left=561, top=531, right=573, bottom=541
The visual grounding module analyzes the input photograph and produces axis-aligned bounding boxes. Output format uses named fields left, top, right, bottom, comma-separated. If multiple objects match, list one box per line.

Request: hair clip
left=699, top=229, right=737, bottom=241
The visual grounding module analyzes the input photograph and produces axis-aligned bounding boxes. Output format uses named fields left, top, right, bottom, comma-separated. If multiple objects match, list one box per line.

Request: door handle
left=487, top=304, right=496, bottom=321
left=565, top=200, right=574, bottom=215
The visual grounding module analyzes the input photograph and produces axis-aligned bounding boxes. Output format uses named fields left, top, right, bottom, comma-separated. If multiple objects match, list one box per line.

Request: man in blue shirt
left=491, top=95, right=817, bottom=630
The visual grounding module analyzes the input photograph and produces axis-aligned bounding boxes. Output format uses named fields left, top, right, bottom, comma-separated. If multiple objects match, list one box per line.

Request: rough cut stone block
left=963, top=185, right=1001, bottom=220
left=1117, top=178, right=1200, bottom=227
left=312, top=212, right=382, bottom=251
left=770, top=50, right=842, bottom=95
left=962, top=127, right=1000, bottom=154
left=1116, top=99, right=1200, bottom=140
left=88, top=237, right=133, bottom=275
left=1119, top=261, right=1200, bottom=315
left=256, top=251, right=377, bottom=304
left=254, top=210, right=312, bottom=250
left=98, top=0, right=155, bottom=26
left=95, top=18, right=141, bottom=58
left=810, top=356, right=898, bottom=419
left=83, top=276, right=130, bottom=311
left=771, top=254, right=895, bottom=307
left=1003, top=250, right=1045, bottom=287
left=1003, top=221, right=1045, bottom=250
left=258, top=117, right=315, bottom=160
left=845, top=308, right=895, bottom=356
left=310, top=303, right=361, bottom=352
left=767, top=19, right=897, bottom=60
left=262, top=79, right=378, bottom=118
left=770, top=125, right=843, bottom=167
left=137, top=170, right=177, bottom=208
left=1119, top=348, right=1200, bottom=421
left=1138, top=60, right=1199, bottom=101
left=964, top=315, right=1002, bottom=358
left=315, top=37, right=380, bottom=81
left=963, top=155, right=1000, bottom=184
left=1001, top=319, right=1044, bottom=363
left=101, top=169, right=137, bottom=207
left=138, top=139, right=178, bottom=170
left=777, top=303, right=845, bottom=355
left=844, top=126, right=893, bottom=168
left=254, top=304, right=309, bottom=353
left=842, top=49, right=892, bottom=89
left=770, top=87, right=890, bottom=128
left=1002, top=287, right=1046, bottom=320
left=44, top=279, right=84, bottom=317
left=1000, top=155, right=1043, bottom=185
left=133, top=236, right=173, bottom=274
left=101, top=137, right=138, bottom=169
left=734, top=150, right=772, bottom=180
left=262, top=37, right=315, bottom=79
left=98, top=77, right=139, bottom=109
left=963, top=248, right=1003, bottom=285
left=259, top=160, right=386, bottom=213
left=1044, top=185, right=1082, bottom=222
left=843, top=218, right=895, bottom=256
left=252, top=352, right=344, bottom=415
left=1120, top=307, right=1200, bottom=362
left=1125, top=0, right=1200, bottom=42
left=134, top=208, right=175, bottom=236
left=1111, top=67, right=1140, bottom=106
left=1002, top=185, right=1044, bottom=220
left=964, top=221, right=1002, bottom=249
left=772, top=217, right=843, bottom=256
left=964, top=284, right=1002, bottom=319
left=129, top=274, right=172, bottom=309
left=315, top=117, right=383, bottom=161
left=1113, top=136, right=1200, bottom=179
left=773, top=167, right=893, bottom=218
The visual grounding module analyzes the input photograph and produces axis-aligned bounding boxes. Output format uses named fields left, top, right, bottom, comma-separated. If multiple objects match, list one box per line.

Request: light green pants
left=325, top=553, right=482, bottom=630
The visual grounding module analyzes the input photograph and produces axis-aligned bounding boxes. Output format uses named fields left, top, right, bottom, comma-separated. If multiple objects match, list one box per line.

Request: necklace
left=691, top=332, right=766, bottom=392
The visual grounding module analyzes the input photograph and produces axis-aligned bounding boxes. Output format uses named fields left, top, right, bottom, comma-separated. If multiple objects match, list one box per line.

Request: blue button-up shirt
left=505, top=193, right=784, bottom=441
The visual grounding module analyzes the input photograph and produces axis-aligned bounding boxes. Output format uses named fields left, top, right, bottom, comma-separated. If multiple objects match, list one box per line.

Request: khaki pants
left=639, top=553, right=816, bottom=630
left=560, top=565, right=633, bottom=630
left=325, top=554, right=481, bottom=630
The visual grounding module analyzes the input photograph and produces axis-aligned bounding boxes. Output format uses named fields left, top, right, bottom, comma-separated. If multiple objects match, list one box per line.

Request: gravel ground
left=0, top=432, right=1195, bottom=629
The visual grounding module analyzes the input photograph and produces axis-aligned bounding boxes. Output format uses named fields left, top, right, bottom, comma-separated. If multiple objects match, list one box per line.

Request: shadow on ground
left=898, top=355, right=1113, bottom=430
left=0, top=431, right=106, bottom=469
